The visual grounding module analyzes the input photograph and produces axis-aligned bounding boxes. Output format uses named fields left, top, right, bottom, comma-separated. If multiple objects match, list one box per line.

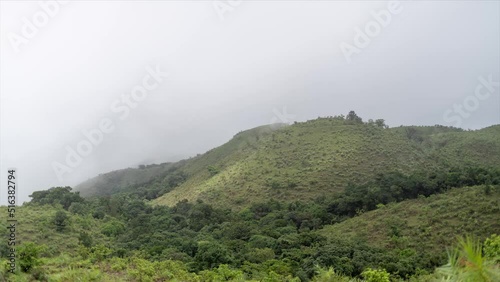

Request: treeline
left=327, top=166, right=500, bottom=217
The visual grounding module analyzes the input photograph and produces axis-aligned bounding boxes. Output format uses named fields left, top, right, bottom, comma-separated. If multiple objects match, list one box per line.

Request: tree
left=405, top=127, right=423, bottom=142
left=194, top=241, right=233, bottom=270
left=346, top=111, right=362, bottom=124
left=29, top=186, right=84, bottom=210
left=375, top=119, right=387, bottom=128
left=101, top=220, right=125, bottom=237
left=68, top=202, right=88, bottom=215
left=53, top=210, right=69, bottom=232
left=92, top=206, right=106, bottom=219
left=245, top=248, right=275, bottom=263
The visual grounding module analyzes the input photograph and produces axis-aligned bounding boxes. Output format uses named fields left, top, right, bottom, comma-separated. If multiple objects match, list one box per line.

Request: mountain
left=11, top=116, right=500, bottom=281
left=75, top=163, right=174, bottom=197
left=75, top=117, right=500, bottom=210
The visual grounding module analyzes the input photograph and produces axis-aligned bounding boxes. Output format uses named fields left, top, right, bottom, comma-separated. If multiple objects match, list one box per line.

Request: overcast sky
left=1, top=1, right=499, bottom=203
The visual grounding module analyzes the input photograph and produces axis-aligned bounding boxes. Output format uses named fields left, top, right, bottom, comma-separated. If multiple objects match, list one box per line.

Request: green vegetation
left=76, top=115, right=500, bottom=210
left=2, top=114, right=500, bottom=280
left=361, top=268, right=390, bottom=282
left=437, top=235, right=500, bottom=282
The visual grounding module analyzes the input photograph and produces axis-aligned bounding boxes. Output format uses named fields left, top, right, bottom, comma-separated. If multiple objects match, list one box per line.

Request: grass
left=0, top=205, right=111, bottom=256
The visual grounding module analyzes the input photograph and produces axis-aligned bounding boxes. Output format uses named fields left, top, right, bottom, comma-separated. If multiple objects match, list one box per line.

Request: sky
left=0, top=1, right=499, bottom=204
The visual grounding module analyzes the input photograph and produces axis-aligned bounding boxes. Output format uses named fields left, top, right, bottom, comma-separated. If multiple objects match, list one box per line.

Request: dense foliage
left=328, top=167, right=500, bottom=217
left=4, top=166, right=497, bottom=280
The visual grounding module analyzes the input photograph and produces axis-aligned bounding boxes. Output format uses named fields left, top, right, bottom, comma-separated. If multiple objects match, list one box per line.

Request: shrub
left=312, top=267, right=353, bottom=282
left=30, top=267, right=48, bottom=281
left=89, top=245, right=112, bottom=262
left=53, top=210, right=69, bottom=232
left=18, top=242, right=46, bottom=272
left=78, top=231, right=93, bottom=248
left=68, top=202, right=89, bottom=215
left=361, top=268, right=390, bottom=282
left=438, top=235, right=500, bottom=282
left=207, top=166, right=220, bottom=176
left=484, top=234, right=500, bottom=263
left=199, top=264, right=244, bottom=281
left=101, top=220, right=125, bottom=237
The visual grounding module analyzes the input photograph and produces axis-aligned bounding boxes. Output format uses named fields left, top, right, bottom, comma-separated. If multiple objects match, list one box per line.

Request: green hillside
left=75, top=163, right=175, bottom=198
left=76, top=116, right=500, bottom=210
left=0, top=204, right=111, bottom=256
left=156, top=120, right=500, bottom=209
left=3, top=115, right=500, bottom=281
left=318, top=185, right=500, bottom=267
left=75, top=124, right=286, bottom=200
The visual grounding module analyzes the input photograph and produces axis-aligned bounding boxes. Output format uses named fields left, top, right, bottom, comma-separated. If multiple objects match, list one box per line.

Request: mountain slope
left=317, top=185, right=500, bottom=267
left=75, top=117, right=500, bottom=210
left=154, top=120, right=500, bottom=209
left=75, top=124, right=285, bottom=198
left=75, top=162, right=175, bottom=197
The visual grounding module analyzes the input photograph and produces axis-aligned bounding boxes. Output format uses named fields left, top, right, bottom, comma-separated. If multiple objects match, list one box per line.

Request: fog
left=1, top=1, right=499, bottom=203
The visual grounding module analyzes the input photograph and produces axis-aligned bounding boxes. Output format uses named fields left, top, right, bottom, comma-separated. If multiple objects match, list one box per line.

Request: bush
left=312, top=267, right=352, bottom=282
left=30, top=267, right=48, bottom=281
left=207, top=166, right=220, bottom=176
left=361, top=268, right=390, bottom=282
left=101, top=220, right=125, bottom=237
left=18, top=242, right=46, bottom=272
left=128, top=258, right=155, bottom=282
left=68, top=202, right=89, bottom=215
left=89, top=245, right=112, bottom=262
left=53, top=210, right=69, bottom=232
left=199, top=264, right=244, bottom=281
left=484, top=234, right=500, bottom=263
left=79, top=231, right=93, bottom=248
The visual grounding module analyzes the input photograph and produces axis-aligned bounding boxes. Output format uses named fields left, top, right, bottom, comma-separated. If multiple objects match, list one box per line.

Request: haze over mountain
left=1, top=1, right=499, bottom=204
left=1, top=1, right=500, bottom=280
